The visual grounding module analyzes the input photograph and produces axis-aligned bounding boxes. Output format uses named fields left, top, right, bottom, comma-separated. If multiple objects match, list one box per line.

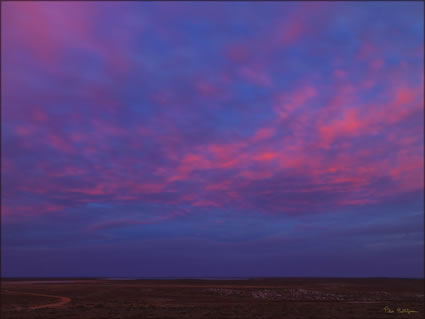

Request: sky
left=1, top=1, right=424, bottom=278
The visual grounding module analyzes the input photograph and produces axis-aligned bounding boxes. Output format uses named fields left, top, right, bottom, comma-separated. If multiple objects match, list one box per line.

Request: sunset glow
left=2, top=1, right=424, bottom=277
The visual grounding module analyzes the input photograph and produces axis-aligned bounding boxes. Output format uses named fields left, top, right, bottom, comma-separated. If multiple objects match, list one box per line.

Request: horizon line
left=2, top=276, right=424, bottom=280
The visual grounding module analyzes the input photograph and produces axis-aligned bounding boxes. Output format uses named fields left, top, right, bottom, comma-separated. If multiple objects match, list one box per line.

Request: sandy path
left=2, top=290, right=71, bottom=310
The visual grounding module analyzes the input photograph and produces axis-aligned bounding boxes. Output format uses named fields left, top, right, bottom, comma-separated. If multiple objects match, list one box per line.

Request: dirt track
left=2, top=290, right=71, bottom=310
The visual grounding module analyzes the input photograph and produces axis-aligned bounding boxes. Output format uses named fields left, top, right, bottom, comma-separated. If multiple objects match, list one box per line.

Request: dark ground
left=1, top=278, right=424, bottom=319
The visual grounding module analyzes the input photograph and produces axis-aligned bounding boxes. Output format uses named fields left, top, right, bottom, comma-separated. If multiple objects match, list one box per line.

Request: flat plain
left=1, top=278, right=423, bottom=319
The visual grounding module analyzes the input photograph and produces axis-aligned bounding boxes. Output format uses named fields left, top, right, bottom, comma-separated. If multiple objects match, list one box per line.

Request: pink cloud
left=45, top=134, right=76, bottom=154
left=252, top=128, right=275, bottom=142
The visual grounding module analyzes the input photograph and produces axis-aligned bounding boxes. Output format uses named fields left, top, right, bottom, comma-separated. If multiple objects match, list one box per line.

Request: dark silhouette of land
left=1, top=278, right=423, bottom=318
